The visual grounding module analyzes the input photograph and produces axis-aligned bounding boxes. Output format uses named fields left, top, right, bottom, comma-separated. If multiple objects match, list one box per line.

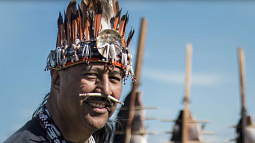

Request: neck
left=46, top=92, right=94, bottom=143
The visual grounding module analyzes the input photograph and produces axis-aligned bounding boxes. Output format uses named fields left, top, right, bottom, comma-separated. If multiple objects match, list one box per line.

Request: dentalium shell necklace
left=37, top=106, right=95, bottom=143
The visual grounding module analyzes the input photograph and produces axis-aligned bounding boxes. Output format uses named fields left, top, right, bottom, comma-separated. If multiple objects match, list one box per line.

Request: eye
left=83, top=73, right=98, bottom=79
left=109, top=76, right=121, bottom=82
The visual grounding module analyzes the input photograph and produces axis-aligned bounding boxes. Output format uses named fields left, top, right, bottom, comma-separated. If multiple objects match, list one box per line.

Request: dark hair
left=32, top=92, right=114, bottom=143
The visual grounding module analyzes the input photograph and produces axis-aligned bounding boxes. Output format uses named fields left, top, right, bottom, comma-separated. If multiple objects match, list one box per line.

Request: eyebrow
left=80, top=66, right=122, bottom=76
left=109, top=70, right=122, bottom=76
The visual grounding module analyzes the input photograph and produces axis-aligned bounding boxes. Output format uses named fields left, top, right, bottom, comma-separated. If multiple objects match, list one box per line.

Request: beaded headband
left=45, top=0, right=135, bottom=82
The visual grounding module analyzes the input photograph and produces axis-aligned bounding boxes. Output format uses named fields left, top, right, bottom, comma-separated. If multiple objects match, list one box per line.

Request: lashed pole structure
left=112, top=18, right=148, bottom=143
left=182, top=44, right=192, bottom=143
left=114, top=18, right=157, bottom=143
left=124, top=17, right=147, bottom=143
left=238, top=47, right=248, bottom=143
left=226, top=48, right=255, bottom=143
left=114, top=90, right=157, bottom=143
left=162, top=44, right=212, bottom=143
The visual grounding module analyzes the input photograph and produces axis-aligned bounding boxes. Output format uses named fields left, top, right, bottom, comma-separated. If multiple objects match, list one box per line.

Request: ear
left=50, top=69, right=60, bottom=94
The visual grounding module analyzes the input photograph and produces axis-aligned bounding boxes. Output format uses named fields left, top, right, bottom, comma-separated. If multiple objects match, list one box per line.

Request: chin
left=83, top=113, right=110, bottom=131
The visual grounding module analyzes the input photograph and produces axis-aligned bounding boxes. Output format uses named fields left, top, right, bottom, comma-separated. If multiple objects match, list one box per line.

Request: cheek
left=113, top=83, right=122, bottom=100
left=59, top=73, right=83, bottom=101
left=61, top=77, right=79, bottom=93
left=109, top=84, right=122, bottom=117
left=80, top=79, right=96, bottom=92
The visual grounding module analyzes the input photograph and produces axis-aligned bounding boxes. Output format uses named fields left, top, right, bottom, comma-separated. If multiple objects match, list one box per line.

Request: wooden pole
left=238, top=47, right=247, bottom=143
left=133, top=19, right=147, bottom=88
left=124, top=18, right=147, bottom=143
left=182, top=44, right=192, bottom=143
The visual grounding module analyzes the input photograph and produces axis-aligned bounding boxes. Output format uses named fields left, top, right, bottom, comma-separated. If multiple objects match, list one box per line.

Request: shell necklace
left=37, top=106, right=95, bottom=143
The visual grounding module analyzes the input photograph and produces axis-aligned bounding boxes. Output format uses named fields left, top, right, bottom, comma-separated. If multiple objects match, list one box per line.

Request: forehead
left=66, top=63, right=123, bottom=75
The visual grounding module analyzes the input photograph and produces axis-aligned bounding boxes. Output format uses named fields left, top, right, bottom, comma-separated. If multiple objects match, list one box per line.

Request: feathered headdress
left=45, top=0, right=135, bottom=82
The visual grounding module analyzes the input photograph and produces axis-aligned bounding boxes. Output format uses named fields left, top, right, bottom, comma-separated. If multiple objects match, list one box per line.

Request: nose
left=96, top=74, right=112, bottom=96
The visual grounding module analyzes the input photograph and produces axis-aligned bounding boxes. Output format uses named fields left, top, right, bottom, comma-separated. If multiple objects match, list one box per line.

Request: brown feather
left=94, top=2, right=102, bottom=38
left=65, top=0, right=77, bottom=23
left=65, top=0, right=76, bottom=44
left=83, top=0, right=98, bottom=11
left=112, top=0, right=116, bottom=16
left=56, top=32, right=61, bottom=47
left=122, top=13, right=129, bottom=46
left=85, top=0, right=96, bottom=23
left=122, top=34, right=126, bottom=46
left=113, top=17, right=118, bottom=30
left=85, top=27, right=90, bottom=40
left=77, top=8, right=84, bottom=41
left=115, top=0, right=121, bottom=30
left=122, top=12, right=129, bottom=38
left=64, top=13, right=70, bottom=45
left=91, top=0, right=98, bottom=11
left=62, top=12, right=67, bottom=45
left=86, top=7, right=93, bottom=40
left=81, top=0, right=89, bottom=40
left=127, top=28, right=134, bottom=48
left=119, top=15, right=126, bottom=36
left=71, top=12, right=77, bottom=42
left=83, top=0, right=90, bottom=5
left=90, top=0, right=98, bottom=38
left=95, top=16, right=101, bottom=38
left=88, top=8, right=94, bottom=39
left=57, top=12, right=64, bottom=47
left=115, top=0, right=120, bottom=13
left=113, top=9, right=121, bottom=30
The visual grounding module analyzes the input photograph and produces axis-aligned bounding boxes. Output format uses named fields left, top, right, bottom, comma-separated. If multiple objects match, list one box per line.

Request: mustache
left=79, top=93, right=124, bottom=105
left=83, top=96, right=114, bottom=107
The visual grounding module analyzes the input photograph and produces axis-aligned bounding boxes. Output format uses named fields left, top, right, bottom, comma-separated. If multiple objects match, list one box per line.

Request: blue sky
left=1, top=0, right=255, bottom=143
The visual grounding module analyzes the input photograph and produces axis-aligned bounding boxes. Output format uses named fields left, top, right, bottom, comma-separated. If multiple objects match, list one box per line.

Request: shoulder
left=3, top=118, right=48, bottom=143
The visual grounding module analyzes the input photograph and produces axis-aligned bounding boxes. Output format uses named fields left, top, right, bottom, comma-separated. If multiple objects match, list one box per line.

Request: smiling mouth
left=83, top=96, right=114, bottom=109
left=88, top=102, right=107, bottom=108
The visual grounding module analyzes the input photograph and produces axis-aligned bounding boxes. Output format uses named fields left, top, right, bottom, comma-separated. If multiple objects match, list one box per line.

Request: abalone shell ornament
left=96, top=29, right=123, bottom=58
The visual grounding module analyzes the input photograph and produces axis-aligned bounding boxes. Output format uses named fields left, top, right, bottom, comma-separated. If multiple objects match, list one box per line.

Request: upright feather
left=94, top=2, right=102, bottom=38
left=91, top=0, right=98, bottom=11
left=122, top=12, right=129, bottom=45
left=113, top=9, right=121, bottom=30
left=127, top=28, right=135, bottom=48
left=115, top=0, right=120, bottom=13
left=56, top=31, right=60, bottom=48
left=57, top=12, right=63, bottom=47
left=123, top=12, right=129, bottom=37
left=65, top=0, right=77, bottom=24
left=80, top=0, right=89, bottom=40
left=66, top=0, right=77, bottom=22
left=77, top=7, right=84, bottom=41
left=71, top=12, right=77, bottom=43
left=66, top=0, right=77, bottom=43
left=119, top=14, right=127, bottom=36
left=114, top=0, right=121, bottom=30
left=64, top=13, right=70, bottom=45
left=83, top=0, right=90, bottom=6
left=112, top=0, right=116, bottom=15
left=88, top=8, right=94, bottom=39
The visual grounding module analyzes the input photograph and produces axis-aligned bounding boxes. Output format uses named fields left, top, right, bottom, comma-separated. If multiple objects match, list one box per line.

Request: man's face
left=56, top=63, right=123, bottom=131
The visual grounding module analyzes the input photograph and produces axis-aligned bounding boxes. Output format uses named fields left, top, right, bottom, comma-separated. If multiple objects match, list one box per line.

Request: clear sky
left=1, top=0, right=255, bottom=143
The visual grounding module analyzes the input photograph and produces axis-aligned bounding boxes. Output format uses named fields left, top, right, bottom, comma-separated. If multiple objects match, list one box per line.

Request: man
left=4, top=0, right=135, bottom=142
